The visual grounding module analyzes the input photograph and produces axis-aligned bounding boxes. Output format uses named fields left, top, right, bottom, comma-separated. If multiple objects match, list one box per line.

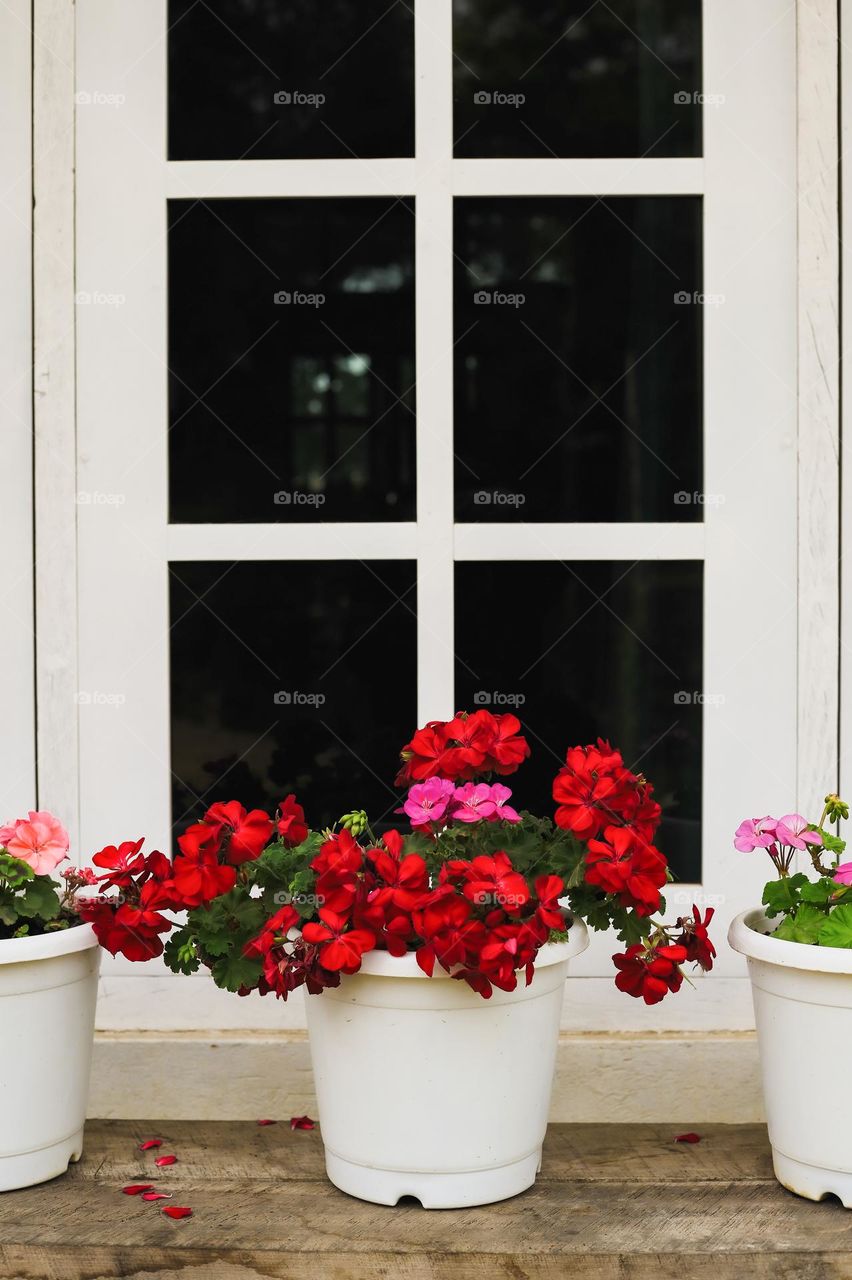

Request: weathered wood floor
left=2, top=1121, right=852, bottom=1278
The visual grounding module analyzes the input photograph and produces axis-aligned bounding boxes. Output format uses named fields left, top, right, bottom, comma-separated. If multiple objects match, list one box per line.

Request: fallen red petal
left=290, top=1115, right=316, bottom=1131
left=141, top=1191, right=172, bottom=1202
left=155, top=1154, right=178, bottom=1167
left=162, top=1206, right=193, bottom=1220
left=121, top=1184, right=154, bottom=1195
left=674, top=1132, right=702, bottom=1144
left=138, top=1139, right=164, bottom=1151
left=256, top=1118, right=277, bottom=1126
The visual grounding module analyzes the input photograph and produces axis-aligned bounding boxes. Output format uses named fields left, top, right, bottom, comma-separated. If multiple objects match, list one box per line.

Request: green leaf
left=16, top=877, right=61, bottom=922
left=762, top=873, right=808, bottom=918
left=211, top=951, right=263, bottom=993
left=163, top=928, right=200, bottom=976
left=0, top=853, right=34, bottom=889
left=817, top=904, right=852, bottom=949
left=799, top=878, right=841, bottom=905
left=773, top=904, right=825, bottom=944
left=817, top=829, right=847, bottom=857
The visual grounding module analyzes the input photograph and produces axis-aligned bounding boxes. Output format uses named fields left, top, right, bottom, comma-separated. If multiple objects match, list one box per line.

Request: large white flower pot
left=0, top=924, right=100, bottom=1192
left=730, top=907, right=852, bottom=1206
left=305, top=923, right=590, bottom=1208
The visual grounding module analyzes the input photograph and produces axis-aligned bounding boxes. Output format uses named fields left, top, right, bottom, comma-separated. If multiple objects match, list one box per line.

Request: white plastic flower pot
left=0, top=924, right=100, bottom=1192
left=730, top=908, right=852, bottom=1206
left=305, top=923, right=590, bottom=1208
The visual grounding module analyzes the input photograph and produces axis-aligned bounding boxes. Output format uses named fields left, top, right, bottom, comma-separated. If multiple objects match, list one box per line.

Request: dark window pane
left=454, top=197, right=702, bottom=521
left=169, top=0, right=414, bottom=160
left=170, top=561, right=417, bottom=836
left=169, top=198, right=416, bottom=522
left=454, top=0, right=701, bottom=158
left=455, top=561, right=702, bottom=881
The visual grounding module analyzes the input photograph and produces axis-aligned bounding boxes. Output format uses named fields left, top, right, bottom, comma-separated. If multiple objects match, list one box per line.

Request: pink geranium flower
left=1, top=810, right=70, bottom=875
left=733, top=816, right=778, bottom=852
left=775, top=814, right=823, bottom=850
left=833, top=861, right=852, bottom=886
left=449, top=783, right=498, bottom=823
left=402, top=778, right=455, bottom=827
left=487, top=783, right=521, bottom=825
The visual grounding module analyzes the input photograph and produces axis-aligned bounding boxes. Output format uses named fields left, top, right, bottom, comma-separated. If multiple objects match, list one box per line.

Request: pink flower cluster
left=734, top=814, right=823, bottom=854
left=0, top=810, right=70, bottom=876
left=401, top=778, right=520, bottom=830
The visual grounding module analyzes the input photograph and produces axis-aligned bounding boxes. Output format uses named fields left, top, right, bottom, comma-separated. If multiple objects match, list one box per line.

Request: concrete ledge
left=88, top=1030, right=764, bottom=1124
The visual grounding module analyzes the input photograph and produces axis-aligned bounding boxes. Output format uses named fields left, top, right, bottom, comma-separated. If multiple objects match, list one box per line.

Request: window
left=74, top=0, right=798, bottom=1018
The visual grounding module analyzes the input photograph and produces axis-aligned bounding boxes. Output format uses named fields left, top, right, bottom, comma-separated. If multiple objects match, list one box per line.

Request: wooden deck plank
left=1, top=1122, right=850, bottom=1278
left=62, top=1120, right=774, bottom=1185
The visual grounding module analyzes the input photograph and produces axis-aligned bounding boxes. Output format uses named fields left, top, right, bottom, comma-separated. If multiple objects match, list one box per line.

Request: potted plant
left=88, top=711, right=714, bottom=1208
left=0, top=811, right=171, bottom=1191
left=729, top=796, right=852, bottom=1206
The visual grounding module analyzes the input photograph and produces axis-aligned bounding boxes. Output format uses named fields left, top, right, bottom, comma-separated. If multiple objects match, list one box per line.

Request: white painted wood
left=166, top=159, right=417, bottom=199
left=33, top=0, right=80, bottom=852
left=840, top=3, right=852, bottom=804
left=168, top=523, right=418, bottom=562
left=414, top=0, right=455, bottom=725
left=87, top=1030, right=764, bottom=1123
left=455, top=523, right=705, bottom=561
left=798, top=0, right=840, bottom=809
left=452, top=158, right=705, bottom=196
left=0, top=0, right=36, bottom=818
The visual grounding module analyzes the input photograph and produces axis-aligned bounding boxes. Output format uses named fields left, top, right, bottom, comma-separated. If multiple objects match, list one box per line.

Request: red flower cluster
left=243, top=830, right=565, bottom=1000
left=552, top=740, right=666, bottom=918
left=395, top=710, right=530, bottom=786
left=613, top=942, right=688, bottom=1005
left=79, top=839, right=175, bottom=961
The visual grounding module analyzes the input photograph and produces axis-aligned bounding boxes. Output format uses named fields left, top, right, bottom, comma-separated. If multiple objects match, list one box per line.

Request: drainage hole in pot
left=395, top=1195, right=423, bottom=1208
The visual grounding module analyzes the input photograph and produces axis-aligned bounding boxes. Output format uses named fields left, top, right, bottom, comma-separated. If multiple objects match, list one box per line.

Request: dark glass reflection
left=169, top=0, right=414, bottom=160
left=169, top=198, right=416, bottom=522
left=455, top=560, right=702, bottom=881
left=454, top=0, right=701, bottom=158
left=454, top=197, right=702, bottom=521
left=170, top=560, right=417, bottom=837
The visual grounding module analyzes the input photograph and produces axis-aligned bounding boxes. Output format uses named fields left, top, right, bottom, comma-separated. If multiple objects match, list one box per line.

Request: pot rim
left=729, top=907, right=852, bottom=975
left=0, top=920, right=98, bottom=966
left=353, top=917, right=590, bottom=979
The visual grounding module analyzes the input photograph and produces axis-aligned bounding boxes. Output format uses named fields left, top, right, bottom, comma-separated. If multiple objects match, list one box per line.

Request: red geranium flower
left=534, top=874, right=565, bottom=931
left=171, top=848, right=236, bottom=908
left=301, top=909, right=376, bottom=973
left=276, top=795, right=308, bottom=848
left=674, top=904, right=716, bottom=971
left=203, top=801, right=273, bottom=865
left=462, top=851, right=530, bottom=915
left=585, top=826, right=667, bottom=916
left=613, top=942, right=688, bottom=1004
left=91, top=838, right=146, bottom=889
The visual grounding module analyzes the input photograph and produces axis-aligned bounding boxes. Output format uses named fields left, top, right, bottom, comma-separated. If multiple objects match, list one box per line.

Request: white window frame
left=27, top=0, right=837, bottom=1034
